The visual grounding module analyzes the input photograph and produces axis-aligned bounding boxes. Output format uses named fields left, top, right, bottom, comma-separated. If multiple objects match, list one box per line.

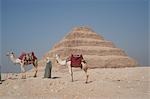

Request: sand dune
left=0, top=67, right=149, bottom=99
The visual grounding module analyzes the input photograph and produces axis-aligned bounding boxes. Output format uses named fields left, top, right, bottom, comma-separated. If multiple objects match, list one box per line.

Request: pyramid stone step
left=65, top=31, right=104, bottom=40
left=53, top=39, right=115, bottom=49
left=48, top=46, right=127, bottom=58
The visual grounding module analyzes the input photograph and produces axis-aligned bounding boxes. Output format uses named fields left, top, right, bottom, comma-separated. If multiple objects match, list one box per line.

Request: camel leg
left=34, top=68, right=38, bottom=77
left=71, top=67, right=73, bottom=82
left=84, top=69, right=89, bottom=84
left=33, top=65, right=38, bottom=77
left=33, top=61, right=38, bottom=77
left=20, top=65, right=26, bottom=79
left=67, top=62, right=73, bottom=82
left=84, top=69, right=89, bottom=83
left=82, top=63, right=89, bottom=83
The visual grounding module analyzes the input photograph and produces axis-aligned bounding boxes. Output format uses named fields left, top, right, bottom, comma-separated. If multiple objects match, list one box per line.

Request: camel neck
left=10, top=54, right=17, bottom=63
left=56, top=56, right=66, bottom=65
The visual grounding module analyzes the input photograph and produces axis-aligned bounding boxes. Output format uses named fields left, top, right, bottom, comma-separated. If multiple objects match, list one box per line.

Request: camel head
left=6, top=51, right=14, bottom=56
left=6, top=51, right=20, bottom=64
left=55, top=54, right=59, bottom=63
left=55, top=54, right=60, bottom=58
left=55, top=54, right=67, bottom=65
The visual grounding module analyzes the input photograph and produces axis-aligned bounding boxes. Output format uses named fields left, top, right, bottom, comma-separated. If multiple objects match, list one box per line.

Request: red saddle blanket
left=18, top=52, right=37, bottom=61
left=70, top=54, right=83, bottom=67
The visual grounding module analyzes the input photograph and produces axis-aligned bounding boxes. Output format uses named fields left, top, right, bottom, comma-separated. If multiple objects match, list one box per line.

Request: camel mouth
left=6, top=52, right=13, bottom=56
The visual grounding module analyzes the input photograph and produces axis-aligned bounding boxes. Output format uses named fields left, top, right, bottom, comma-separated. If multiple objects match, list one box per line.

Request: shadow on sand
left=51, top=77, right=61, bottom=79
left=0, top=80, right=6, bottom=84
left=86, top=81, right=93, bottom=84
left=42, top=76, right=61, bottom=79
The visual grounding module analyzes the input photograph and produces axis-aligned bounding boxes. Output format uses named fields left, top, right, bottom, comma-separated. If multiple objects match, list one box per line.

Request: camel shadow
left=0, top=80, right=6, bottom=84
left=8, top=78, right=18, bottom=80
left=51, top=77, right=61, bottom=79
left=1, top=80, right=5, bottom=82
left=70, top=80, right=93, bottom=84
left=86, top=80, right=93, bottom=84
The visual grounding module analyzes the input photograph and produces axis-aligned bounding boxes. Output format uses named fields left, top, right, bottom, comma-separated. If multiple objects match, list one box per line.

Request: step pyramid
left=39, top=26, right=137, bottom=69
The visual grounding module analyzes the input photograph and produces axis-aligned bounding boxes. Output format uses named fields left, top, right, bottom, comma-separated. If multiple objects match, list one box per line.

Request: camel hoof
left=33, top=75, right=37, bottom=78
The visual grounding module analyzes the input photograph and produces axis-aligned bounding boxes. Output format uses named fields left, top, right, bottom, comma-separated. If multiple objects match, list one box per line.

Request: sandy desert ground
left=0, top=67, right=150, bottom=99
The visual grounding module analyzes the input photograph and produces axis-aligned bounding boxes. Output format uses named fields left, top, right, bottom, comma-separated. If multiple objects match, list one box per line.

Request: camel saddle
left=18, top=52, right=37, bottom=64
left=70, top=54, right=85, bottom=68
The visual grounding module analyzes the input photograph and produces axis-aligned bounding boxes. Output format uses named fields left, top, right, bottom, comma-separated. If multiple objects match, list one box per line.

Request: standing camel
left=6, top=52, right=38, bottom=79
left=55, top=54, right=89, bottom=83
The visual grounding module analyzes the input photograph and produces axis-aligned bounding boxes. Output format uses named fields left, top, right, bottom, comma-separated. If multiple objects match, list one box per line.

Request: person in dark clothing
left=44, top=57, right=52, bottom=78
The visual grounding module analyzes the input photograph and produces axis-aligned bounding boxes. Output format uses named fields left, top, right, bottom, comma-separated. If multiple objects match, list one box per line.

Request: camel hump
left=71, top=54, right=83, bottom=60
left=70, top=54, right=84, bottom=67
left=18, top=52, right=37, bottom=60
left=18, top=52, right=26, bottom=60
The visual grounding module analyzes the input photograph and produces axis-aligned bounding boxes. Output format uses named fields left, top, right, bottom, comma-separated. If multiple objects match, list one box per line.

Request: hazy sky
left=0, top=0, right=149, bottom=72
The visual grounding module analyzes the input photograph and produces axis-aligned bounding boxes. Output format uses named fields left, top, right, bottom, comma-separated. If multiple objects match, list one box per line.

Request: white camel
left=6, top=52, right=38, bottom=79
left=55, top=54, right=89, bottom=83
